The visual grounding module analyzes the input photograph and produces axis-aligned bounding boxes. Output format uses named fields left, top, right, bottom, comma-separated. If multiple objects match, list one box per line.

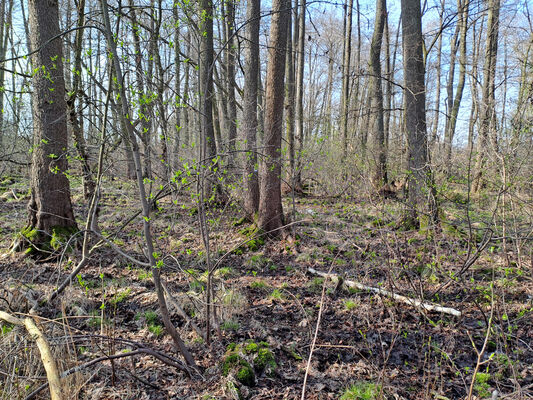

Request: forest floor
left=0, top=176, right=532, bottom=400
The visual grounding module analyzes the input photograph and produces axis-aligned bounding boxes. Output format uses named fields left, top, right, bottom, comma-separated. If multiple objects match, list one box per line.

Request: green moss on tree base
left=17, top=225, right=78, bottom=256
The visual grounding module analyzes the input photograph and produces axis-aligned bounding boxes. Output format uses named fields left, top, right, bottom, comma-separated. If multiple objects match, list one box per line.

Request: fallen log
left=0, top=311, right=63, bottom=400
left=307, top=267, right=462, bottom=317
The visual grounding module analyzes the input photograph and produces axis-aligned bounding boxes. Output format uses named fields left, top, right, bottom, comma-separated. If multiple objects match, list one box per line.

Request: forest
left=0, top=0, right=531, bottom=398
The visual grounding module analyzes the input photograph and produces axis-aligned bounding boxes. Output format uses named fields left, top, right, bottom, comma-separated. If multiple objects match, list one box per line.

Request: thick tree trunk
left=25, top=0, right=77, bottom=248
left=258, top=0, right=290, bottom=235
left=199, top=0, right=217, bottom=161
left=243, top=0, right=261, bottom=216
left=370, top=0, right=387, bottom=188
left=401, top=0, right=437, bottom=227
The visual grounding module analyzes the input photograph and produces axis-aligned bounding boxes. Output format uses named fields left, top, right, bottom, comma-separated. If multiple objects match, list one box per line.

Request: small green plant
left=250, top=280, right=268, bottom=290
left=473, top=372, right=491, bottom=399
left=1, top=323, right=14, bottom=335
left=144, top=310, right=159, bottom=326
left=137, top=269, right=153, bottom=280
left=248, top=254, right=271, bottom=269
left=148, top=324, right=164, bottom=337
left=215, top=267, right=233, bottom=277
left=344, top=299, right=357, bottom=311
left=110, top=288, right=131, bottom=305
left=308, top=277, right=324, bottom=292
left=340, top=381, right=380, bottom=400
left=270, top=289, right=283, bottom=300
left=221, top=320, right=240, bottom=331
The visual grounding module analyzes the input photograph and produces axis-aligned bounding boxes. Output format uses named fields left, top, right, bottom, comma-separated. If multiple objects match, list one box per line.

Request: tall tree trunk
left=225, top=0, right=237, bottom=170
left=99, top=0, right=195, bottom=366
left=444, top=0, right=469, bottom=174
left=340, top=0, right=353, bottom=162
left=243, top=0, right=261, bottom=216
left=401, top=0, right=437, bottom=227
left=199, top=0, right=217, bottom=161
left=294, top=0, right=306, bottom=188
left=472, top=0, right=500, bottom=193
left=129, top=0, right=153, bottom=179
left=431, top=0, right=444, bottom=147
left=370, top=0, right=387, bottom=188
left=258, top=0, right=290, bottom=234
left=285, top=0, right=297, bottom=183
left=172, top=5, right=182, bottom=168
left=0, top=0, right=6, bottom=153
left=24, top=0, right=77, bottom=249
left=68, top=0, right=96, bottom=200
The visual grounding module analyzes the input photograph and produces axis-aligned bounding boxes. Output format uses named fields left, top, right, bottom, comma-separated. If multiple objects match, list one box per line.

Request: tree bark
left=225, top=0, right=237, bottom=170
left=258, top=0, right=290, bottom=234
left=340, top=0, right=353, bottom=162
left=25, top=0, right=77, bottom=248
left=444, top=0, right=469, bottom=174
left=294, top=0, right=306, bottom=188
left=68, top=0, right=96, bottom=200
left=243, top=0, right=261, bottom=216
left=129, top=0, right=153, bottom=179
left=401, top=0, right=437, bottom=227
left=370, top=0, right=387, bottom=188
left=472, top=0, right=500, bottom=193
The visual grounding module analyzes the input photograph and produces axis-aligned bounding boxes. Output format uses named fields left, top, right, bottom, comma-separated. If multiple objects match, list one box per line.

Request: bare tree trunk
left=370, top=0, right=387, bottom=188
left=243, top=0, right=261, bottom=216
left=294, top=0, right=306, bottom=188
left=99, top=0, right=195, bottom=367
left=0, top=0, right=6, bottom=153
left=444, top=0, right=469, bottom=174
left=225, top=0, right=237, bottom=169
left=340, top=0, right=353, bottom=162
left=401, top=0, right=437, bottom=227
left=258, top=0, right=290, bottom=234
left=285, top=0, right=296, bottom=183
left=473, top=0, right=500, bottom=193
left=172, top=5, right=181, bottom=168
left=24, top=0, right=77, bottom=249
left=68, top=0, right=95, bottom=200
left=199, top=0, right=217, bottom=162
left=129, top=0, right=153, bottom=179
left=431, top=0, right=444, bottom=147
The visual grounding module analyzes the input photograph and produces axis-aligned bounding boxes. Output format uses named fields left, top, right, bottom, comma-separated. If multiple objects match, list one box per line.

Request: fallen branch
left=161, top=280, right=205, bottom=341
left=0, top=311, right=63, bottom=400
left=307, top=267, right=462, bottom=317
left=24, top=346, right=192, bottom=400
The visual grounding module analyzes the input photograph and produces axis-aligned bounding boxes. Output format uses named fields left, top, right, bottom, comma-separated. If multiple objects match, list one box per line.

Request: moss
left=21, top=226, right=39, bottom=241
left=226, top=342, right=237, bottom=352
left=253, top=347, right=276, bottom=372
left=236, top=364, right=255, bottom=386
left=244, top=342, right=258, bottom=353
left=221, top=353, right=255, bottom=386
left=50, top=226, right=78, bottom=251
left=222, top=353, right=241, bottom=376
